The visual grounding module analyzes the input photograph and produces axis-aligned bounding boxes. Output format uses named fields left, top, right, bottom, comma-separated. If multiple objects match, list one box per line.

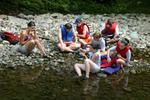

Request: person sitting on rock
left=74, top=18, right=91, bottom=46
left=57, top=23, right=81, bottom=53
left=19, top=21, right=50, bottom=59
left=107, top=38, right=132, bottom=66
left=74, top=44, right=101, bottom=80
left=101, top=19, right=120, bottom=45
left=80, top=32, right=106, bottom=56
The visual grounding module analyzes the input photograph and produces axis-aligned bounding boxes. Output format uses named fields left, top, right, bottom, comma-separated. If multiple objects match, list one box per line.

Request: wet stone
left=97, top=73, right=107, bottom=78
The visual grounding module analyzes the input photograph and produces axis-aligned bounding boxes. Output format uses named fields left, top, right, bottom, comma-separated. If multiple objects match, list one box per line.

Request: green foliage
left=0, top=0, right=150, bottom=14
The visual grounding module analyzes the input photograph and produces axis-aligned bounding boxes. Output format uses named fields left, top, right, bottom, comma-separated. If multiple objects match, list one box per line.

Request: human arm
left=32, top=29, right=38, bottom=39
left=20, top=31, right=32, bottom=46
left=107, top=46, right=116, bottom=63
left=100, top=39, right=105, bottom=52
left=101, top=23, right=109, bottom=34
left=73, top=29, right=78, bottom=42
left=113, top=25, right=119, bottom=38
left=58, top=27, right=64, bottom=45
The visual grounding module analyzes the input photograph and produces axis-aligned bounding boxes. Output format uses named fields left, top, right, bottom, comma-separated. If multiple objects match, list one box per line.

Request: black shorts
left=102, top=35, right=120, bottom=40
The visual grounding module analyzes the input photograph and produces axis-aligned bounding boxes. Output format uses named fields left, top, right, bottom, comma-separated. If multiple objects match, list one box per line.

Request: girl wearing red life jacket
left=74, top=18, right=91, bottom=46
left=107, top=38, right=132, bottom=66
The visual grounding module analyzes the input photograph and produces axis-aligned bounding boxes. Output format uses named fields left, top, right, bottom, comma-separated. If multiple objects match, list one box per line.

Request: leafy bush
left=0, top=0, right=149, bottom=14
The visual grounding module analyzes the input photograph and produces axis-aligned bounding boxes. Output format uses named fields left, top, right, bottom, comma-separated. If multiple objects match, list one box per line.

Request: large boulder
left=129, top=31, right=139, bottom=41
left=0, top=15, right=8, bottom=19
left=138, top=23, right=150, bottom=35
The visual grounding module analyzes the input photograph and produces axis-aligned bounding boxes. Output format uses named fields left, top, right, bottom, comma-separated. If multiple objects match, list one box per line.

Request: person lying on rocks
left=74, top=18, right=91, bottom=46
left=57, top=23, right=81, bottom=53
left=19, top=21, right=50, bottom=59
left=101, top=19, right=120, bottom=45
left=80, top=32, right=106, bottom=56
left=107, top=38, right=132, bottom=66
left=74, top=44, right=101, bottom=80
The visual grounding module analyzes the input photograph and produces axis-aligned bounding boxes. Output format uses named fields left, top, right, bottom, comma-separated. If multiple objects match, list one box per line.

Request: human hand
left=60, top=43, right=65, bottom=51
left=34, top=28, right=36, bottom=33
left=80, top=53, right=87, bottom=59
left=106, top=24, right=110, bottom=28
left=117, top=54, right=121, bottom=59
left=107, top=57, right=111, bottom=63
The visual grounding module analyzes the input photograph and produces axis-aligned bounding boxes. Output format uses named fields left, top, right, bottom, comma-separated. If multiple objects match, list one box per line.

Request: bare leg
left=74, top=63, right=86, bottom=76
left=79, top=39, right=86, bottom=46
left=117, top=59, right=126, bottom=65
left=57, top=43, right=74, bottom=52
left=68, top=42, right=81, bottom=50
left=34, top=39, right=47, bottom=56
left=25, top=40, right=36, bottom=54
left=84, top=59, right=96, bottom=78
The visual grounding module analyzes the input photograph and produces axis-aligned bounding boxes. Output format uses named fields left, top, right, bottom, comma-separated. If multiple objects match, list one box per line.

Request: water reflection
left=81, top=75, right=129, bottom=98
left=20, top=66, right=44, bottom=83
left=82, top=78, right=100, bottom=97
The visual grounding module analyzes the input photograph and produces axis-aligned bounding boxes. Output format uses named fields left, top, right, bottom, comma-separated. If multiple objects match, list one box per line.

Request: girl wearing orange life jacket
left=107, top=38, right=132, bottom=66
left=74, top=18, right=91, bottom=46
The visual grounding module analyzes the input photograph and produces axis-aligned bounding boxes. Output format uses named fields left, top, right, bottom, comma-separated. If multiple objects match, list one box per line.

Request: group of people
left=19, top=18, right=132, bottom=80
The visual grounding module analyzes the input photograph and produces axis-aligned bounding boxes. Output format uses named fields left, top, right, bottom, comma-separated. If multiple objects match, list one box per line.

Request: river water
left=0, top=66, right=149, bottom=100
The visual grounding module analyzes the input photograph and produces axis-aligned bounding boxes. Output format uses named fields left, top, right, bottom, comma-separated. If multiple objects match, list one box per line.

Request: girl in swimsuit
left=19, top=21, right=50, bottom=59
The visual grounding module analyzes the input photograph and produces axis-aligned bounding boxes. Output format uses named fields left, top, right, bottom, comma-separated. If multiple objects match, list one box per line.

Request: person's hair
left=107, top=19, right=113, bottom=25
left=64, top=23, right=72, bottom=29
left=93, top=32, right=101, bottom=39
left=28, top=21, right=36, bottom=27
left=91, top=43, right=100, bottom=50
left=121, top=38, right=129, bottom=46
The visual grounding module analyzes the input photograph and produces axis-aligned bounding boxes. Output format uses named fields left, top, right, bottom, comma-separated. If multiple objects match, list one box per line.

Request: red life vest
left=103, top=21, right=117, bottom=36
left=77, top=23, right=90, bottom=39
left=116, top=42, right=132, bottom=58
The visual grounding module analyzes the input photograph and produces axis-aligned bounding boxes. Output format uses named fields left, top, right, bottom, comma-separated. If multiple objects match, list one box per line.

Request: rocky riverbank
left=0, top=13, right=150, bottom=75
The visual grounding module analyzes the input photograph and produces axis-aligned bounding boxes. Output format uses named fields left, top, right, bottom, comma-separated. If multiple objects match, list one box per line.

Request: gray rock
left=0, top=44, right=4, bottom=50
left=95, top=15, right=102, bottom=20
left=20, top=56, right=25, bottom=61
left=129, top=31, right=139, bottom=41
left=26, top=62, right=32, bottom=66
left=97, top=73, right=107, bottom=78
left=27, top=15, right=34, bottom=19
left=82, top=15, right=89, bottom=19
left=45, top=67, right=50, bottom=71
left=21, top=24, right=27, bottom=29
left=50, top=13, right=60, bottom=18
left=18, top=13, right=26, bottom=18
left=2, top=41, right=9, bottom=45
left=130, top=68, right=136, bottom=74
left=0, top=15, right=8, bottom=19
left=138, top=23, right=150, bottom=35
